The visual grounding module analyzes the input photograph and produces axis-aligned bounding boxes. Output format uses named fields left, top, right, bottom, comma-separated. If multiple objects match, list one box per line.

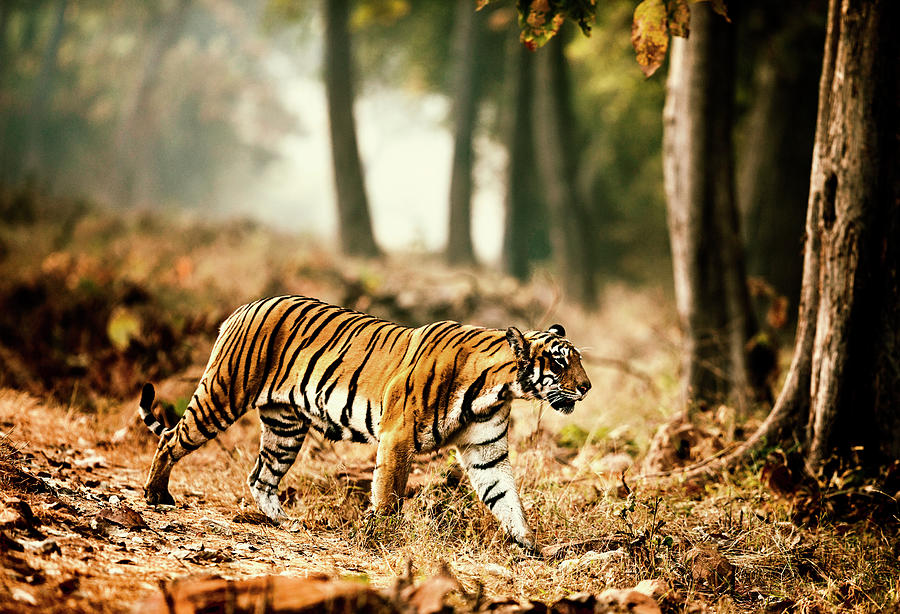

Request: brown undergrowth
left=1, top=385, right=898, bottom=613
left=0, top=200, right=898, bottom=612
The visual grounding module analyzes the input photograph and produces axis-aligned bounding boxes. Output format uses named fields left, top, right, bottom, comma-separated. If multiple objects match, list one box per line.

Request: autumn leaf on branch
left=517, top=0, right=597, bottom=49
left=632, top=0, right=671, bottom=78
left=631, top=0, right=728, bottom=78
left=631, top=0, right=690, bottom=77
left=479, top=0, right=597, bottom=50
left=705, top=0, right=729, bottom=21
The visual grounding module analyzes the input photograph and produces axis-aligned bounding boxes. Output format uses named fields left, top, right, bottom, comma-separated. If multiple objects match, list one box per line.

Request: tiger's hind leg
left=248, top=405, right=309, bottom=523
left=144, top=388, right=235, bottom=507
left=144, top=401, right=219, bottom=506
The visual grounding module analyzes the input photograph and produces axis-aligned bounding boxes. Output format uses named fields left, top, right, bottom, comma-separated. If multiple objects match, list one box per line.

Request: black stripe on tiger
left=472, top=450, right=508, bottom=471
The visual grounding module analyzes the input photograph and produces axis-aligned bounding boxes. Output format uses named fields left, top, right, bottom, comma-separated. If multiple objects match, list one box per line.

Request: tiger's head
left=506, top=324, right=591, bottom=414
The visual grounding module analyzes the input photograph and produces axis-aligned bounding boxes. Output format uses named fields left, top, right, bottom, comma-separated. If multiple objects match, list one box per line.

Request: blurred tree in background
left=736, top=0, right=825, bottom=322
left=0, top=0, right=293, bottom=208
left=323, top=0, right=380, bottom=257
left=662, top=2, right=756, bottom=410
left=445, top=0, right=484, bottom=266
left=114, top=0, right=193, bottom=208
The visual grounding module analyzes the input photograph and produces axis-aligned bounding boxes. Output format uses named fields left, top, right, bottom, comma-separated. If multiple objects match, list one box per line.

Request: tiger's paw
left=249, top=485, right=288, bottom=524
left=144, top=488, right=176, bottom=507
left=510, top=540, right=543, bottom=559
left=509, top=532, right=542, bottom=559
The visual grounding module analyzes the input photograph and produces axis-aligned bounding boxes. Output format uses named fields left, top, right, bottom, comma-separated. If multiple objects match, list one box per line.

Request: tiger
left=138, top=295, right=591, bottom=552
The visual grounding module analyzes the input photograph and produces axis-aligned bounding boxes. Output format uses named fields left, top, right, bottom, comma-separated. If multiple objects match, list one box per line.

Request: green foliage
left=567, top=0, right=669, bottom=280
left=556, top=423, right=591, bottom=449
left=106, top=306, right=142, bottom=351
left=479, top=0, right=597, bottom=50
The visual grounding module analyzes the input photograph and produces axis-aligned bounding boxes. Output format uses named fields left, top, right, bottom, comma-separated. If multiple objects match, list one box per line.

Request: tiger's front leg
left=457, top=431, right=536, bottom=553
left=371, top=382, right=414, bottom=514
left=371, top=426, right=413, bottom=514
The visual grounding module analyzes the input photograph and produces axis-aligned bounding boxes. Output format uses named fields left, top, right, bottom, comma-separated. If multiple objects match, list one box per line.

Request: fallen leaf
left=232, top=510, right=271, bottom=525
left=400, top=561, right=465, bottom=614
left=685, top=544, right=734, bottom=592
left=483, top=562, right=513, bottom=580
left=551, top=592, right=597, bottom=614
left=94, top=504, right=146, bottom=530
left=597, top=588, right=662, bottom=614
left=139, top=575, right=393, bottom=614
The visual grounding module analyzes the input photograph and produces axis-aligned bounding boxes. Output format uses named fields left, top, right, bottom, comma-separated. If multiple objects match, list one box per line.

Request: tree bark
left=501, top=35, right=549, bottom=280
left=676, top=0, right=899, bottom=480
left=114, top=0, right=192, bottom=208
left=803, top=0, right=899, bottom=469
left=533, top=32, right=597, bottom=307
left=445, top=0, right=482, bottom=266
left=23, top=0, right=68, bottom=181
left=662, top=3, right=755, bottom=410
left=323, top=0, right=380, bottom=259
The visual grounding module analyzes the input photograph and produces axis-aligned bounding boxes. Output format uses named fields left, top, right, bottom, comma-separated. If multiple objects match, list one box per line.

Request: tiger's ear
left=505, top=327, right=528, bottom=361
left=548, top=324, right=566, bottom=337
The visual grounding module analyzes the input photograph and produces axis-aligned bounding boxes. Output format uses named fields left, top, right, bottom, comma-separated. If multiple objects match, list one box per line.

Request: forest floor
left=0, top=194, right=898, bottom=613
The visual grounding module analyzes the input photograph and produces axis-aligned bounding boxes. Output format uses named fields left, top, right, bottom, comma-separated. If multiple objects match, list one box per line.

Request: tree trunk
left=501, top=35, right=550, bottom=280
left=678, top=0, right=900, bottom=479
left=662, top=3, right=756, bottom=411
left=738, top=6, right=824, bottom=324
left=23, top=0, right=68, bottom=181
left=445, top=0, right=482, bottom=266
left=802, top=0, right=899, bottom=470
left=533, top=32, right=597, bottom=307
left=114, top=0, right=192, bottom=208
left=323, top=0, right=380, bottom=259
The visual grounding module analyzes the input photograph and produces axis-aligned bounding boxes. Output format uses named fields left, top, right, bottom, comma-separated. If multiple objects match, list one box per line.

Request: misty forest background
left=1, top=0, right=820, bottom=289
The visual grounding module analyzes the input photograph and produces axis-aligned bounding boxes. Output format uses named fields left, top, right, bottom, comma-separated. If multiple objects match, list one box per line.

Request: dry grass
left=0, top=203, right=898, bottom=612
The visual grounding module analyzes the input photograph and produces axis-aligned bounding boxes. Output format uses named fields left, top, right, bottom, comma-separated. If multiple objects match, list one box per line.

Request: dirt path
left=0, top=388, right=437, bottom=612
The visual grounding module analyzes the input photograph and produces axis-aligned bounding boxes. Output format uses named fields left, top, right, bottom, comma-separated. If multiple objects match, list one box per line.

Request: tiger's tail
left=138, top=382, right=165, bottom=437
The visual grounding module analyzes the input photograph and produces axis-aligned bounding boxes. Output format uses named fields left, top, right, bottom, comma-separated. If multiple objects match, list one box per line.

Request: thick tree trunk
left=662, top=3, right=755, bottom=410
left=678, top=0, right=900, bottom=480
left=533, top=32, right=597, bottom=307
left=738, top=7, right=823, bottom=322
left=501, top=36, right=549, bottom=280
left=803, top=0, right=900, bottom=469
left=445, top=0, right=482, bottom=266
left=114, top=0, right=192, bottom=207
left=323, top=0, right=380, bottom=259
left=23, top=0, right=68, bottom=181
